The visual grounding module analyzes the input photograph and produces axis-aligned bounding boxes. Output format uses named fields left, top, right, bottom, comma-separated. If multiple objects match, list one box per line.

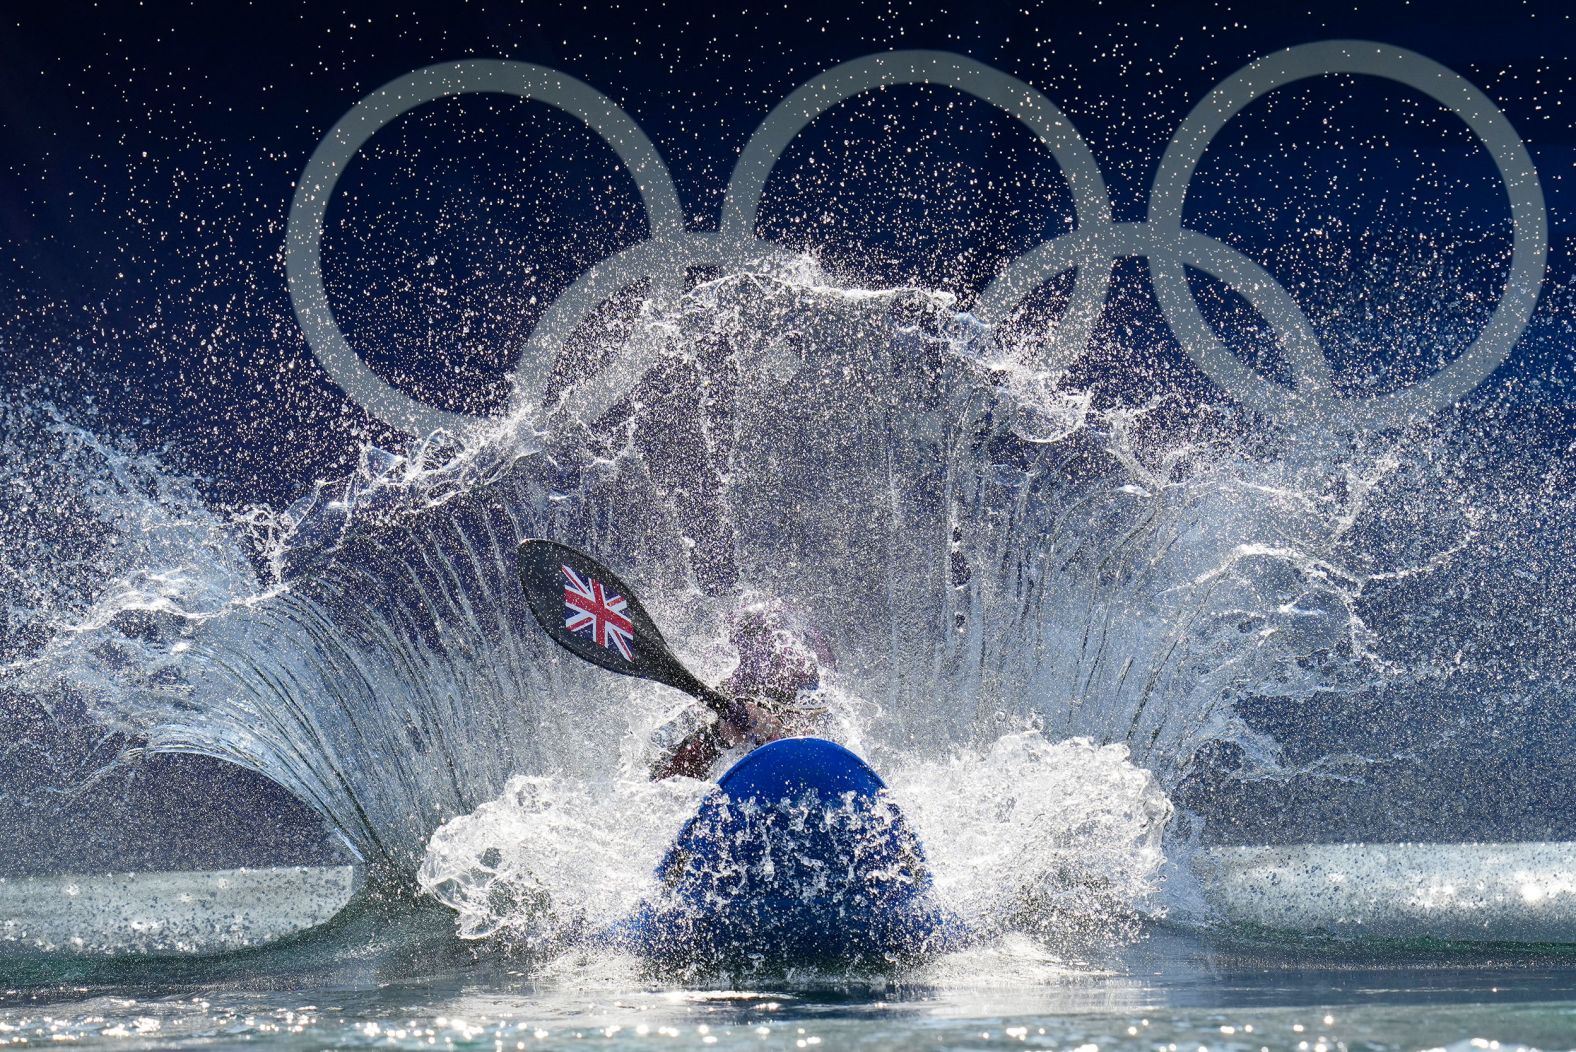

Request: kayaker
left=649, top=600, right=833, bottom=780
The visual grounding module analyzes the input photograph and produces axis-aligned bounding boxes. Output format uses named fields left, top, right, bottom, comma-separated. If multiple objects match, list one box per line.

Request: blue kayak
left=603, top=737, right=968, bottom=967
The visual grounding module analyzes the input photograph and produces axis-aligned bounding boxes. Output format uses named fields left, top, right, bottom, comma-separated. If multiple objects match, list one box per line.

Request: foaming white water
left=890, top=734, right=1172, bottom=943
left=418, top=730, right=1171, bottom=956
left=0, top=403, right=275, bottom=798
left=419, top=772, right=711, bottom=944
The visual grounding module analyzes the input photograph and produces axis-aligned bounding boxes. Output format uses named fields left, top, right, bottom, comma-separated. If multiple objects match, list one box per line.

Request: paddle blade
left=517, top=539, right=695, bottom=693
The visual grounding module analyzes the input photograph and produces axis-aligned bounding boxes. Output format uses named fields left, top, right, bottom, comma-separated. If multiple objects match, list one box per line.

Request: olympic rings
left=975, top=223, right=1330, bottom=417
left=286, top=43, right=1548, bottom=436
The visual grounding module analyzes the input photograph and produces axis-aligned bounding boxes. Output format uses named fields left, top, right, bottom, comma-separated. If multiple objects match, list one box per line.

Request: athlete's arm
left=649, top=701, right=789, bottom=780
left=649, top=723, right=725, bottom=780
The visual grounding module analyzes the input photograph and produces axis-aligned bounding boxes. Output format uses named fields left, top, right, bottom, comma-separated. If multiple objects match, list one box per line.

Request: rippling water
left=7, top=909, right=1576, bottom=1051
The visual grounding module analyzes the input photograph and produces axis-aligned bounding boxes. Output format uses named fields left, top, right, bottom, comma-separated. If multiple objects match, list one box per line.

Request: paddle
left=516, top=539, right=751, bottom=730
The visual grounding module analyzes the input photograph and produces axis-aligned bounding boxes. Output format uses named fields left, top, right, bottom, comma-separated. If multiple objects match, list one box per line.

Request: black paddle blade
left=517, top=539, right=707, bottom=699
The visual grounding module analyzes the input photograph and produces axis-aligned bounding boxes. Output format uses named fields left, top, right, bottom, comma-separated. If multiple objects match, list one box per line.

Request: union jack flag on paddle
left=518, top=540, right=743, bottom=723
left=562, top=564, right=635, bottom=660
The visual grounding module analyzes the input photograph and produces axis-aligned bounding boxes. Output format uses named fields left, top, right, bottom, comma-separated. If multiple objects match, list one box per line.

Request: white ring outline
left=284, top=59, right=684, bottom=436
left=285, top=43, right=1548, bottom=436
left=1148, top=40, right=1547, bottom=425
left=721, top=49, right=1115, bottom=366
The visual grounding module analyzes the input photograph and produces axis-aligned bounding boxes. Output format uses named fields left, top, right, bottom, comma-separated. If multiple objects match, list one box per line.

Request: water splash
left=419, top=771, right=712, bottom=945
left=888, top=734, right=1172, bottom=945
left=2, top=258, right=1471, bottom=891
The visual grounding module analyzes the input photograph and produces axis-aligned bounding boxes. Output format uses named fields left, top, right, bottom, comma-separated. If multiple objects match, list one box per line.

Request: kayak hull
left=604, top=737, right=966, bottom=967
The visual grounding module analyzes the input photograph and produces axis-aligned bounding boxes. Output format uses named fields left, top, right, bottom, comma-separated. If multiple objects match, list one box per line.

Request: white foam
left=890, top=733, right=1173, bottom=942
left=418, top=774, right=712, bottom=943
left=420, top=731, right=1174, bottom=952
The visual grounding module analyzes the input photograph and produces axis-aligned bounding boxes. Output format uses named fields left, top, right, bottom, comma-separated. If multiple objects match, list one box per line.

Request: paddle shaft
left=644, top=648, right=751, bottom=728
